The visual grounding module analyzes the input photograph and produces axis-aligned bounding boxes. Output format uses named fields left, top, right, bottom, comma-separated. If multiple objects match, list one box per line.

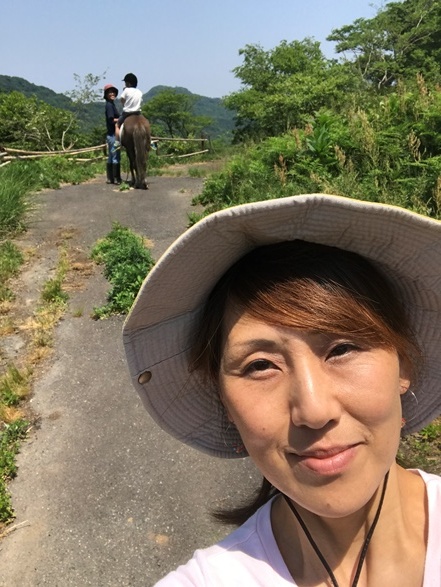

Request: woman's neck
left=271, top=465, right=427, bottom=586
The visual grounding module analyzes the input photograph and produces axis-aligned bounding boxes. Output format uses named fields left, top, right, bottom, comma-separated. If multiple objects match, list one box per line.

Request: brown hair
left=190, top=240, right=421, bottom=525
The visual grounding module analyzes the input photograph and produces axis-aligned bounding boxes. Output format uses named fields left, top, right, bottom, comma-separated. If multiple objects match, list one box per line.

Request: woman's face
left=219, top=308, right=410, bottom=517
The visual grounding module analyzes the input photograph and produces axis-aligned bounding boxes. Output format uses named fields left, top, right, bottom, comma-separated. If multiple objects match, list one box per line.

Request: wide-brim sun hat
left=123, top=193, right=441, bottom=458
left=103, top=84, right=118, bottom=99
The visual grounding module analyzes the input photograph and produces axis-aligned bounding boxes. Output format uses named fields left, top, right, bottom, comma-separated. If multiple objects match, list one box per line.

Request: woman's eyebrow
left=225, top=338, right=283, bottom=353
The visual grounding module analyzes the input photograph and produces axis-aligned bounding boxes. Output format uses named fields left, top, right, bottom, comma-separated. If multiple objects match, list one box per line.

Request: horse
left=121, top=114, right=151, bottom=189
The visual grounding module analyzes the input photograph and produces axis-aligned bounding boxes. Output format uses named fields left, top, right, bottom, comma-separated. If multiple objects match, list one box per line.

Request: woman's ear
left=399, top=358, right=411, bottom=396
left=399, top=379, right=411, bottom=395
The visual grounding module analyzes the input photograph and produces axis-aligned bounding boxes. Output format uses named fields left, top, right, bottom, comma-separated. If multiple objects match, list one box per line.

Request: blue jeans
left=106, top=134, right=120, bottom=165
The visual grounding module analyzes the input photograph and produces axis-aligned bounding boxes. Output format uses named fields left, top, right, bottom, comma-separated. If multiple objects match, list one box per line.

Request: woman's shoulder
left=412, top=468, right=441, bottom=491
left=413, top=469, right=441, bottom=584
left=154, top=498, right=294, bottom=586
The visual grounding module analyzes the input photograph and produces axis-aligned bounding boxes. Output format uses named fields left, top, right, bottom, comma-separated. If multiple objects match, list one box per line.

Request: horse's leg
left=134, top=125, right=150, bottom=189
left=128, top=153, right=136, bottom=186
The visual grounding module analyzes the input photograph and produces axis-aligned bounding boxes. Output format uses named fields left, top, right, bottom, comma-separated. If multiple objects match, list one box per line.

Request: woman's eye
left=328, top=343, right=357, bottom=358
left=244, top=359, right=274, bottom=374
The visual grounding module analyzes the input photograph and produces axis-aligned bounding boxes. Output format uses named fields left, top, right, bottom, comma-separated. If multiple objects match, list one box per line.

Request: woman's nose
left=289, top=360, right=341, bottom=429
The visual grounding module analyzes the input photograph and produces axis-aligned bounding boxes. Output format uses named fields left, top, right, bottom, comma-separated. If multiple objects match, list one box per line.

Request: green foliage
left=39, top=246, right=69, bottom=311
left=0, top=241, right=24, bottom=302
left=0, top=155, right=104, bottom=287
left=0, top=77, right=235, bottom=142
left=0, top=419, right=29, bottom=523
left=91, top=223, right=155, bottom=318
left=0, top=157, right=103, bottom=234
left=0, top=366, right=28, bottom=407
left=195, top=79, right=441, bottom=219
left=0, top=165, right=31, bottom=237
left=0, top=91, right=80, bottom=151
left=41, top=277, right=69, bottom=305
left=418, top=420, right=441, bottom=443
left=0, top=75, right=104, bottom=140
left=224, top=39, right=357, bottom=141
left=197, top=0, right=441, bottom=216
left=328, top=0, right=441, bottom=88
left=143, top=85, right=235, bottom=139
left=143, top=88, right=212, bottom=139
left=0, top=75, right=74, bottom=110
left=398, top=417, right=441, bottom=472
left=224, top=1, right=440, bottom=144
left=188, top=166, right=205, bottom=178
left=65, top=72, right=107, bottom=105
left=0, top=241, right=23, bottom=277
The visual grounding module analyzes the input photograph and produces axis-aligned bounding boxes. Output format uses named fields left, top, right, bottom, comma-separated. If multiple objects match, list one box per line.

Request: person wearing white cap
left=123, top=194, right=441, bottom=586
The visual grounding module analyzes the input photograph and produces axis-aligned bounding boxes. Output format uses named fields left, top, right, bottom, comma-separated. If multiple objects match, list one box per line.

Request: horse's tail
left=133, top=120, right=151, bottom=189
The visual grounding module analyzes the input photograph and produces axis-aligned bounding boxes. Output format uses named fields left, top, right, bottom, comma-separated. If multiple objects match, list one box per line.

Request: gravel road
left=0, top=175, right=258, bottom=587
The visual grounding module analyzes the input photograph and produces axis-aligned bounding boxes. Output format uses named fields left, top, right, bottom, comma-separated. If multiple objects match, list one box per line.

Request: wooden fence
left=0, top=144, right=106, bottom=168
left=0, top=136, right=211, bottom=168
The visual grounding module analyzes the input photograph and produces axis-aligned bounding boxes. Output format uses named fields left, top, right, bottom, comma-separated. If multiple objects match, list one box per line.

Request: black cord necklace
left=283, top=471, right=389, bottom=587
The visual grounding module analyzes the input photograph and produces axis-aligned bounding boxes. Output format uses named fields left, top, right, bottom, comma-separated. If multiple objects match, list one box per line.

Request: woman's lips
left=293, top=445, right=359, bottom=475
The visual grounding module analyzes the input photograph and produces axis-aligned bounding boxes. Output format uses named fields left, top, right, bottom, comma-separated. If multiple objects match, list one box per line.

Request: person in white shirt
left=114, top=72, right=143, bottom=146
left=123, top=194, right=441, bottom=586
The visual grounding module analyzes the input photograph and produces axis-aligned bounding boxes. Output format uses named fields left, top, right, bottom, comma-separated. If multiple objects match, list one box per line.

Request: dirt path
left=0, top=176, right=257, bottom=586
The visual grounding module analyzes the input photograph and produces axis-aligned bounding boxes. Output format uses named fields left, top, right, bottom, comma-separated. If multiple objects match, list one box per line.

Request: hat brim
left=123, top=194, right=441, bottom=458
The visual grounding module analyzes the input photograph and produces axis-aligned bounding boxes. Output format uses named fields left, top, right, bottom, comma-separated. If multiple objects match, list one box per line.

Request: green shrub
left=91, top=223, right=155, bottom=318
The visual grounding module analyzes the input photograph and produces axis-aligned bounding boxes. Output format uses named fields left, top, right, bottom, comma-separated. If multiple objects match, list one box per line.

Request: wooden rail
left=0, top=135, right=211, bottom=167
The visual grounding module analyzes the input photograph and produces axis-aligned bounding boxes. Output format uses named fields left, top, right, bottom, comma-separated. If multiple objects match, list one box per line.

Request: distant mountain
left=0, top=76, right=235, bottom=139
left=0, top=75, right=73, bottom=109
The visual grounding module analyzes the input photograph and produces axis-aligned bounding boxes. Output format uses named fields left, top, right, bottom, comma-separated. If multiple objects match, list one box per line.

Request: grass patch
left=40, top=247, right=69, bottom=307
left=28, top=247, right=69, bottom=354
left=0, top=365, right=31, bottom=525
left=0, top=154, right=107, bottom=528
left=0, top=365, right=31, bottom=408
left=0, top=244, right=70, bottom=527
left=0, top=157, right=104, bottom=238
left=398, top=417, right=441, bottom=474
left=0, top=418, right=29, bottom=523
left=0, top=168, right=30, bottom=237
left=91, top=222, right=155, bottom=318
left=0, top=241, right=24, bottom=302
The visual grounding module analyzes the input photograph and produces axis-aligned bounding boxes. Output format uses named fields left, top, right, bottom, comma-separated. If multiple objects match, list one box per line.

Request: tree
left=65, top=71, right=107, bottom=105
left=142, top=89, right=211, bottom=137
left=224, top=39, right=355, bottom=141
left=0, top=91, right=79, bottom=150
left=328, top=0, right=441, bottom=88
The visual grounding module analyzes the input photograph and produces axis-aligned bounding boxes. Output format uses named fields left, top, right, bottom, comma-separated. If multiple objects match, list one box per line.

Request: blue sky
left=2, top=0, right=382, bottom=99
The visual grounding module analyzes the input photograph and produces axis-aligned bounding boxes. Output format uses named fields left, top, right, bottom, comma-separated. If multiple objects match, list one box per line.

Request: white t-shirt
left=120, top=87, right=143, bottom=112
left=155, top=470, right=441, bottom=586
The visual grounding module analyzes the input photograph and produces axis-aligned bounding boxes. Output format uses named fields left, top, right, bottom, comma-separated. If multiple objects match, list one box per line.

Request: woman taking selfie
left=123, top=194, right=441, bottom=586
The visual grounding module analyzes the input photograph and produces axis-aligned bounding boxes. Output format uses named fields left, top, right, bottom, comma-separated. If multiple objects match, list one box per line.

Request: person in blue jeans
left=103, top=84, right=122, bottom=185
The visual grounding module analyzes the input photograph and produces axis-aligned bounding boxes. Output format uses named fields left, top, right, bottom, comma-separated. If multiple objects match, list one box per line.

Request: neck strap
left=283, top=471, right=389, bottom=587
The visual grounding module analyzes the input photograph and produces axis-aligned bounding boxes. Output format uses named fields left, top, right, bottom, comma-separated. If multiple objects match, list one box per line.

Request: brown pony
left=121, top=115, right=151, bottom=189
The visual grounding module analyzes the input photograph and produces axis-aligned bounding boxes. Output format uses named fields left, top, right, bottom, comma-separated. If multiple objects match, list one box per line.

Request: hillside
left=0, top=76, right=235, bottom=139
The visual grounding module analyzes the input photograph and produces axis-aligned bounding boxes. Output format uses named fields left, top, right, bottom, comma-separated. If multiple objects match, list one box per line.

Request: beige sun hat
left=123, top=193, right=441, bottom=458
